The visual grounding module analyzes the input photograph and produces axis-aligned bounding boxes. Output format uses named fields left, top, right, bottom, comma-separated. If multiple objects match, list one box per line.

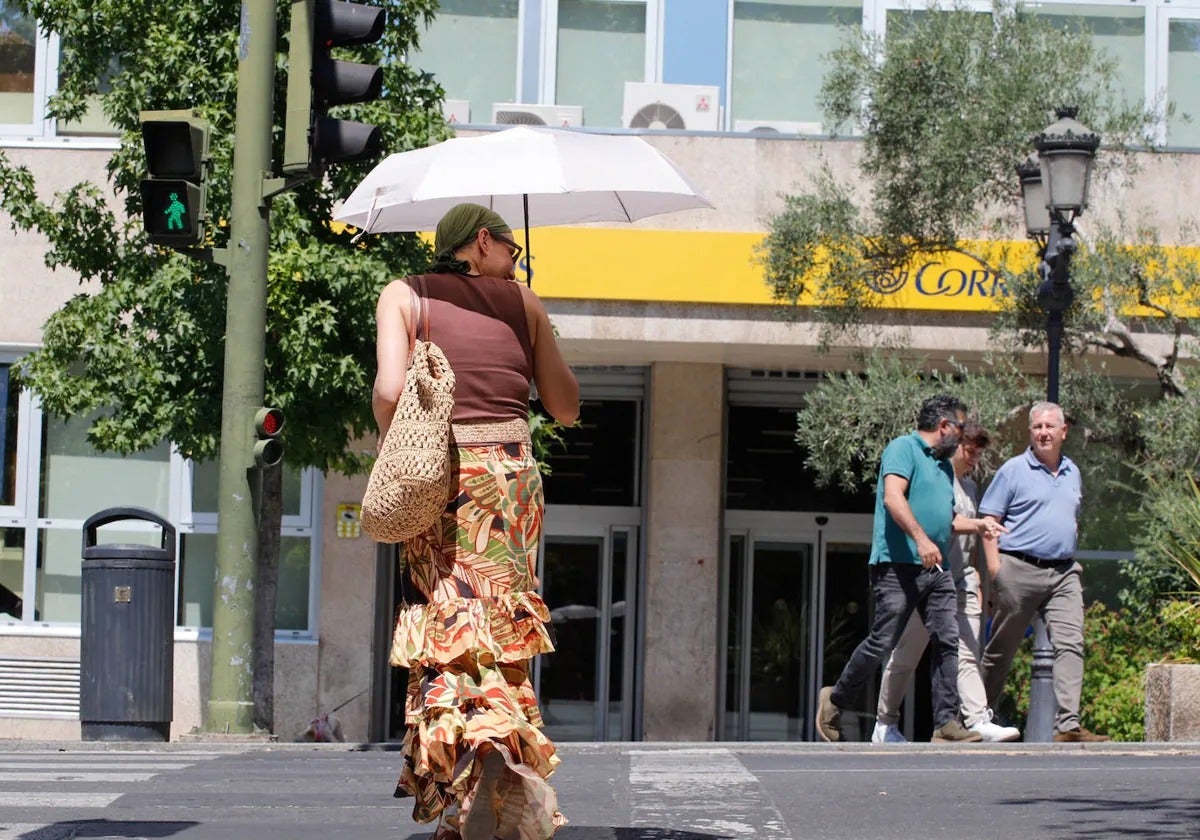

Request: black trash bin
left=80, top=507, right=176, bottom=741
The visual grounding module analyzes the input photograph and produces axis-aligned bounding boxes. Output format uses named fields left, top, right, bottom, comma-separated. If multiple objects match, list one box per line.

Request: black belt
left=1006, top=550, right=1073, bottom=569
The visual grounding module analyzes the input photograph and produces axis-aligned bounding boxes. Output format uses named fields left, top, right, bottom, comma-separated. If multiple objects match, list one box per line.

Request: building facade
left=2, top=0, right=1198, bottom=743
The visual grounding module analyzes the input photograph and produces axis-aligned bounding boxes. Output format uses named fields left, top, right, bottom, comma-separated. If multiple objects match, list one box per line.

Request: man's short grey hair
left=1029, top=401, right=1066, bottom=426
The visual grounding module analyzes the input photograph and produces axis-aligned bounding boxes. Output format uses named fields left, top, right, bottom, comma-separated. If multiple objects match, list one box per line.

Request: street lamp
left=1015, top=107, right=1100, bottom=742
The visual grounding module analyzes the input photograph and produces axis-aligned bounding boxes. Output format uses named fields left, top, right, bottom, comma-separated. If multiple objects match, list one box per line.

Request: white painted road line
left=0, top=763, right=195, bottom=771
left=0, top=792, right=122, bottom=808
left=0, top=771, right=158, bottom=782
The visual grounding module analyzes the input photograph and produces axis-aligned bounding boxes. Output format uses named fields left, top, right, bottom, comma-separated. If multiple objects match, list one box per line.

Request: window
left=54, top=51, right=119, bottom=137
left=730, top=0, right=862, bottom=129
left=0, top=391, right=321, bottom=634
left=177, top=458, right=314, bottom=632
left=1034, top=3, right=1146, bottom=109
left=408, top=0, right=519, bottom=126
left=0, top=0, right=42, bottom=129
left=1166, top=18, right=1200, bottom=148
left=553, top=0, right=648, bottom=127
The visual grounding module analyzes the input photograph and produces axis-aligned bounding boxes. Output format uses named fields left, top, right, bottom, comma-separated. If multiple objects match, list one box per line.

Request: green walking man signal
left=139, top=110, right=211, bottom=247
left=165, top=193, right=188, bottom=231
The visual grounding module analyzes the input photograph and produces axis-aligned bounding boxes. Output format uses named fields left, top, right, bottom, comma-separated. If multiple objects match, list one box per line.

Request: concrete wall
left=0, top=633, right=317, bottom=742
left=641, top=362, right=724, bottom=740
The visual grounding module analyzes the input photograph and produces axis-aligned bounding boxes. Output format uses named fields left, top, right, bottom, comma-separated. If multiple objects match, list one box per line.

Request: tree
left=0, top=0, right=449, bottom=731
left=763, top=1, right=1200, bottom=607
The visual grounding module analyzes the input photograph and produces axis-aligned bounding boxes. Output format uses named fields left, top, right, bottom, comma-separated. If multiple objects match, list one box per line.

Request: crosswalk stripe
left=0, top=763, right=194, bottom=771
left=0, top=823, right=78, bottom=840
left=0, top=771, right=157, bottom=782
left=0, top=792, right=121, bottom=807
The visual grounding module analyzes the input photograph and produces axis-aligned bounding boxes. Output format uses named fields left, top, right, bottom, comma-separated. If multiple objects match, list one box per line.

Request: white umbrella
left=335, top=125, right=712, bottom=282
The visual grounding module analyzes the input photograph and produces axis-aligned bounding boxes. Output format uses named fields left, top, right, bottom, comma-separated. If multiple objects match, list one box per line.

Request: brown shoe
left=931, top=719, right=984, bottom=743
left=1053, top=727, right=1111, bottom=743
left=816, top=686, right=843, bottom=742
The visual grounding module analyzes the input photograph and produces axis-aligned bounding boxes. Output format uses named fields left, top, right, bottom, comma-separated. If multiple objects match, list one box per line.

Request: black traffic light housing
left=253, top=407, right=285, bottom=468
left=283, top=0, right=386, bottom=176
left=140, top=110, right=211, bottom=247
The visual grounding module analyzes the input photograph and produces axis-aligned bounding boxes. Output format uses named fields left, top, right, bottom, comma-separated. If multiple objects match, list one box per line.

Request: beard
left=932, top=436, right=960, bottom=460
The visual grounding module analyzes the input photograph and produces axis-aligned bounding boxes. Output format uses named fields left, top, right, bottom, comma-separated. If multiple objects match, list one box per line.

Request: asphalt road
left=0, top=741, right=1197, bottom=840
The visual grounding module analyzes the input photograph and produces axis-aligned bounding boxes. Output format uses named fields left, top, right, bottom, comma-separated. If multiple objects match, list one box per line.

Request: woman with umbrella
left=373, top=203, right=579, bottom=840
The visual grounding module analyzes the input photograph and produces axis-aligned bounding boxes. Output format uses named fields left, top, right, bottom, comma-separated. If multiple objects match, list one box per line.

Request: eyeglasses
left=944, top=417, right=965, bottom=431
left=492, top=232, right=523, bottom=263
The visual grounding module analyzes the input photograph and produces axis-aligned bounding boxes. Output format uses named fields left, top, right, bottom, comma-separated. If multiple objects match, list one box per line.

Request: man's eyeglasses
left=944, top=417, right=965, bottom=431
left=492, top=232, right=523, bottom=263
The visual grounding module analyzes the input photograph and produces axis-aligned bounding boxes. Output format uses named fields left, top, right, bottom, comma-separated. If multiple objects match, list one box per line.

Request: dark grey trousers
left=831, top=562, right=961, bottom=728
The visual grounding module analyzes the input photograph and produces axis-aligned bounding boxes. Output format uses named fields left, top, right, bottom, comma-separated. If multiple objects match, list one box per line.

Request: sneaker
left=969, top=709, right=1021, bottom=743
left=816, top=686, right=843, bottom=742
left=931, top=719, right=984, bottom=743
left=871, top=721, right=908, bottom=744
left=1053, top=727, right=1111, bottom=743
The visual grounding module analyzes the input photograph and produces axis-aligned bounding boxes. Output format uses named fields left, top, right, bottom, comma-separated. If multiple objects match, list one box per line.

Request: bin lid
left=82, top=506, right=176, bottom=563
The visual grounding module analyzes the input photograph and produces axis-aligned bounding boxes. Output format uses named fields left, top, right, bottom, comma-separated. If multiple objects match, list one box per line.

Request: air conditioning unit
left=733, top=119, right=826, bottom=136
left=622, top=82, right=720, bottom=131
left=491, top=103, right=584, bottom=128
left=442, top=99, right=471, bottom=125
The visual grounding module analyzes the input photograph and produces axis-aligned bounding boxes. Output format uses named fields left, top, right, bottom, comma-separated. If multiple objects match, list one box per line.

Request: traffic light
left=283, top=0, right=386, bottom=176
left=139, top=110, right=210, bottom=247
left=253, top=407, right=285, bottom=468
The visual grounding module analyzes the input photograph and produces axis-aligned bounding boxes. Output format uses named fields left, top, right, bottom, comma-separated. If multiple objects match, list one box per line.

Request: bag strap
left=416, top=274, right=432, bottom=341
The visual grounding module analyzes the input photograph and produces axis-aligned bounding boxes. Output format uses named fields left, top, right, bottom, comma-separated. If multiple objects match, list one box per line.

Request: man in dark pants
left=817, top=395, right=982, bottom=743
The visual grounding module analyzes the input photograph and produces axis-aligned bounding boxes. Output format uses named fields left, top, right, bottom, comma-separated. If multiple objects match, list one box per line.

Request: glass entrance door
left=535, top=510, right=639, bottom=741
left=720, top=512, right=873, bottom=741
left=722, top=535, right=818, bottom=740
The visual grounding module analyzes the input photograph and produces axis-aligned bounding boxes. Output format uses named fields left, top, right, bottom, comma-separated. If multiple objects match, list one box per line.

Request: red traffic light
left=254, top=407, right=284, bottom=438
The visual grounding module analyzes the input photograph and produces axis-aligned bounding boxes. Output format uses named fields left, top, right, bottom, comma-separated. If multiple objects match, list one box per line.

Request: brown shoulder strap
left=416, top=274, right=431, bottom=341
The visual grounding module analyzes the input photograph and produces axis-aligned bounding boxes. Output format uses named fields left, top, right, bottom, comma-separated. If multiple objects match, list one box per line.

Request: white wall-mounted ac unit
left=733, top=119, right=826, bottom=136
left=442, top=99, right=471, bottom=125
left=491, top=103, right=584, bottom=128
left=622, top=82, right=720, bottom=131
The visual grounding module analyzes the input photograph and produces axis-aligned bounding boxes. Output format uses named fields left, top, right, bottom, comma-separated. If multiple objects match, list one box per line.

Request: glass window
left=39, top=412, right=170, bottom=520
left=408, top=0, right=518, bottom=126
left=0, top=1, right=37, bottom=125
left=35, top=525, right=164, bottom=623
left=731, top=0, right=862, bottom=128
left=725, top=405, right=874, bottom=512
left=1, top=364, right=17, bottom=508
left=55, top=52, right=120, bottom=136
left=535, top=398, right=640, bottom=506
left=1034, top=4, right=1145, bottom=109
left=178, top=532, right=311, bottom=631
left=0, top=526, right=24, bottom=619
left=191, top=458, right=303, bottom=518
left=555, top=0, right=646, bottom=127
left=1167, top=20, right=1200, bottom=148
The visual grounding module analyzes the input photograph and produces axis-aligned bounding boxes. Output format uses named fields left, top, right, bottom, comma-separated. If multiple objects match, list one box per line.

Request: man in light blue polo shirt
left=817, top=395, right=982, bottom=743
left=979, top=401, right=1109, bottom=742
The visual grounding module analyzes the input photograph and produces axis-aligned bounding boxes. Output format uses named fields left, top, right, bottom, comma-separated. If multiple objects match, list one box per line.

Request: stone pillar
left=642, top=362, right=724, bottom=740
left=1145, top=663, right=1200, bottom=741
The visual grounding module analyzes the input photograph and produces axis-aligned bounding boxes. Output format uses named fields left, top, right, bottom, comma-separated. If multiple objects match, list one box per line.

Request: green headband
left=433, top=203, right=512, bottom=256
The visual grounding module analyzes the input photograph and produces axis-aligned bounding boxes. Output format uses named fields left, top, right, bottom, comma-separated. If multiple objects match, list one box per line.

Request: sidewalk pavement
left=0, top=741, right=1198, bottom=840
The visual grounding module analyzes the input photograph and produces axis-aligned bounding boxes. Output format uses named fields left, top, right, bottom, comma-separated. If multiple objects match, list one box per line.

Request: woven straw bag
left=361, top=277, right=455, bottom=543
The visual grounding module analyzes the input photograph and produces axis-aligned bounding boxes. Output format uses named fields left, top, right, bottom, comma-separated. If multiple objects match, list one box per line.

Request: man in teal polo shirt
left=818, top=395, right=983, bottom=742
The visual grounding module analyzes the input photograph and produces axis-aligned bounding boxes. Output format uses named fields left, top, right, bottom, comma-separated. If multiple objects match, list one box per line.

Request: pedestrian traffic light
left=253, top=407, right=285, bottom=468
left=283, top=0, right=386, bottom=176
left=139, top=110, right=210, bottom=247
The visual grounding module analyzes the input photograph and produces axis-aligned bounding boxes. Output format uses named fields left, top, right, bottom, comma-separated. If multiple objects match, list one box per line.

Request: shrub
left=996, top=599, right=1197, bottom=741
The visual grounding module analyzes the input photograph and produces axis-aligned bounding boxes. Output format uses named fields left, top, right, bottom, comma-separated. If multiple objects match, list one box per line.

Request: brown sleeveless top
left=408, top=272, right=534, bottom=424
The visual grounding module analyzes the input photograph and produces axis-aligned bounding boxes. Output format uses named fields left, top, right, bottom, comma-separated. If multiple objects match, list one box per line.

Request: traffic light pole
left=208, top=0, right=278, bottom=734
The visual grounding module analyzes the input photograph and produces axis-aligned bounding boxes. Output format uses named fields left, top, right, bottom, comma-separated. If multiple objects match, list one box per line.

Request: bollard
left=1026, top=618, right=1055, bottom=742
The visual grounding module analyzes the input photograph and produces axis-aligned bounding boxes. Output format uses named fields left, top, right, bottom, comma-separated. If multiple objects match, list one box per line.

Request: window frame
left=0, top=10, right=51, bottom=137
left=1154, top=2, right=1200, bottom=148
left=539, top=0, right=664, bottom=110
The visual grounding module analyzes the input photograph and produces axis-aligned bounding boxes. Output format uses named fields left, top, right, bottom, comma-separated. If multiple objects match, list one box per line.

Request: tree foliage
left=0, top=0, right=449, bottom=474
left=766, top=1, right=1200, bottom=607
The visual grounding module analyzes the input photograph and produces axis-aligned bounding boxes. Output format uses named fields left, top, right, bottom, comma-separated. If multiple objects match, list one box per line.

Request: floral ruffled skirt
left=392, top=442, right=566, bottom=840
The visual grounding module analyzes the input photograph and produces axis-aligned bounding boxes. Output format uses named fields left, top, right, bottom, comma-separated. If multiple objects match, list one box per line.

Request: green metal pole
left=208, top=0, right=277, bottom=734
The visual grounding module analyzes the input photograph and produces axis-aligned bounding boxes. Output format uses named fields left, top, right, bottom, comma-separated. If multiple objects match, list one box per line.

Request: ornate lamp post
left=1015, top=107, right=1100, bottom=742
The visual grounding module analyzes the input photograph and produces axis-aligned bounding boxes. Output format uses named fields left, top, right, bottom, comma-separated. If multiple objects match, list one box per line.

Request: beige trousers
left=876, top=566, right=988, bottom=727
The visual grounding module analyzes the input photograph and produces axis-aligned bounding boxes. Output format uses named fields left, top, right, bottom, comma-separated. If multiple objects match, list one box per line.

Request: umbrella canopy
left=334, top=125, right=712, bottom=234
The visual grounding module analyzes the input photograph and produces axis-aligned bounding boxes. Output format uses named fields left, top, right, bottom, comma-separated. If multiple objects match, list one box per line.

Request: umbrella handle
left=523, top=194, right=531, bottom=288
